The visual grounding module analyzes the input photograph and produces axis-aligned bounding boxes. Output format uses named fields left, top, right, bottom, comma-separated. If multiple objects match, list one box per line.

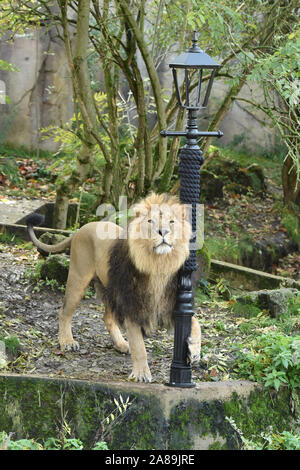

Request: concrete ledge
left=0, top=374, right=298, bottom=450
left=211, top=259, right=300, bottom=291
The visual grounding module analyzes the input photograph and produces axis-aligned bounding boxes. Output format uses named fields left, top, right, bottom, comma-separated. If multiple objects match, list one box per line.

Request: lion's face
left=128, top=193, right=191, bottom=276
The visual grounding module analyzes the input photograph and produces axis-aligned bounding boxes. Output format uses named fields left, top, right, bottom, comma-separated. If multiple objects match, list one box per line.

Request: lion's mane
left=101, top=193, right=191, bottom=334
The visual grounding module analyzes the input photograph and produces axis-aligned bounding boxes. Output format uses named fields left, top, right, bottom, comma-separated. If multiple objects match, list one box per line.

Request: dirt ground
left=1, top=239, right=299, bottom=386
left=0, top=246, right=205, bottom=384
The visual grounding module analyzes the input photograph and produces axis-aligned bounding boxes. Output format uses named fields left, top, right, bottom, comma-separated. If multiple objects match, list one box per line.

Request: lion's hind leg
left=103, top=307, right=129, bottom=354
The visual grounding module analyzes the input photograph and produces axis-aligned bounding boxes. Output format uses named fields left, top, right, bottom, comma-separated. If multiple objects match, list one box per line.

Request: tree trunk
left=54, top=0, right=98, bottom=228
left=117, top=0, right=168, bottom=181
left=53, top=143, right=92, bottom=228
left=282, top=155, right=300, bottom=207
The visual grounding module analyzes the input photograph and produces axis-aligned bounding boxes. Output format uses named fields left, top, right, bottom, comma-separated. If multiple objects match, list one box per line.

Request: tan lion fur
left=27, top=192, right=201, bottom=382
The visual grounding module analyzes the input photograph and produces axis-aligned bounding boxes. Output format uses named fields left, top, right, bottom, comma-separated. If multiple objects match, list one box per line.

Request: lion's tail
left=26, top=213, right=73, bottom=254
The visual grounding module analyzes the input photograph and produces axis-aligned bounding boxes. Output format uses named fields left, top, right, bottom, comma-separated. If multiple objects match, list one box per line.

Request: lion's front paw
left=60, top=338, right=80, bottom=352
left=187, top=337, right=201, bottom=363
left=128, top=364, right=152, bottom=383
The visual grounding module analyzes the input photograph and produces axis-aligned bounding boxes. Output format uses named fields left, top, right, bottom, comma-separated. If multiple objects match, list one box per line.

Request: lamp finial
left=189, top=31, right=202, bottom=52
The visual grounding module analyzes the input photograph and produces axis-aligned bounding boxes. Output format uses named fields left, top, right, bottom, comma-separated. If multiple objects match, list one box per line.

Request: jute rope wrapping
left=178, top=147, right=204, bottom=273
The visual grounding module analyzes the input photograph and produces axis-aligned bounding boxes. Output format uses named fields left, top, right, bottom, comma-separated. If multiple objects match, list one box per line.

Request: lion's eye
left=148, top=219, right=153, bottom=224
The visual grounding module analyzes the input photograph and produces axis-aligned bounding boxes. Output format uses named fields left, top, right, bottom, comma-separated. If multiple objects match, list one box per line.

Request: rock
left=200, top=169, right=224, bottom=202
left=206, top=158, right=267, bottom=196
left=237, top=288, right=299, bottom=318
left=193, top=244, right=211, bottom=285
left=239, top=232, right=298, bottom=273
left=39, top=232, right=67, bottom=245
left=40, top=254, right=69, bottom=284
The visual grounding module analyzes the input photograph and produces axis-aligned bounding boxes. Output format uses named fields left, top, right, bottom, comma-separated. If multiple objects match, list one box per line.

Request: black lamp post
left=162, top=31, right=223, bottom=388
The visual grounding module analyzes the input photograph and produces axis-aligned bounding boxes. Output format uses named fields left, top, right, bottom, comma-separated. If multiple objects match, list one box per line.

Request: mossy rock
left=206, top=158, right=267, bottom=195
left=236, top=288, right=299, bottom=318
left=200, top=169, right=224, bottom=202
left=0, top=376, right=299, bottom=450
left=194, top=243, right=211, bottom=285
left=39, top=232, right=67, bottom=246
left=40, top=255, right=70, bottom=284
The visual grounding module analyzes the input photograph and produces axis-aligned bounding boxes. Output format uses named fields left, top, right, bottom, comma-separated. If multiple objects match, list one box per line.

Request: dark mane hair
left=101, top=239, right=178, bottom=333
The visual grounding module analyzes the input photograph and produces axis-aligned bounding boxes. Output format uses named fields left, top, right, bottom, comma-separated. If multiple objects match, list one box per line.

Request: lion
left=26, top=193, right=201, bottom=382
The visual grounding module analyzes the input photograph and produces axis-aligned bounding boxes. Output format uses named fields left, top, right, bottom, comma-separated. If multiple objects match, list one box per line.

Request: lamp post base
left=166, top=361, right=196, bottom=388
left=166, top=271, right=197, bottom=388
left=166, top=383, right=196, bottom=388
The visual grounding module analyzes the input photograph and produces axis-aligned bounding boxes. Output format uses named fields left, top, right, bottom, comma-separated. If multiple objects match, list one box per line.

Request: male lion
left=27, top=193, right=201, bottom=382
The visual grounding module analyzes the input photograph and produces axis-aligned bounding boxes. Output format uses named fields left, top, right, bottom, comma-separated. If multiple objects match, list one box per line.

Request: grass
left=205, top=236, right=241, bottom=263
left=282, top=213, right=300, bottom=245
left=0, top=143, right=53, bottom=161
left=231, top=301, right=262, bottom=319
left=218, top=145, right=284, bottom=185
left=0, top=232, right=24, bottom=245
left=0, top=335, right=21, bottom=356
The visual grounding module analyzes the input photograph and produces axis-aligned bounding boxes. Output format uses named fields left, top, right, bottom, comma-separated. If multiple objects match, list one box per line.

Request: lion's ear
left=130, top=203, right=148, bottom=218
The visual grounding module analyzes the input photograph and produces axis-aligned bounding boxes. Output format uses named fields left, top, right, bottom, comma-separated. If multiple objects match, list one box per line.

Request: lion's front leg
left=125, top=319, right=152, bottom=383
left=187, top=315, right=201, bottom=363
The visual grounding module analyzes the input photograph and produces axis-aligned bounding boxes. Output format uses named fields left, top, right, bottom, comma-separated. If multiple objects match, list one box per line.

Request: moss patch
left=168, top=388, right=299, bottom=450
left=40, top=255, right=69, bottom=284
left=0, top=376, right=298, bottom=450
left=231, top=301, right=262, bottom=319
left=223, top=389, right=297, bottom=443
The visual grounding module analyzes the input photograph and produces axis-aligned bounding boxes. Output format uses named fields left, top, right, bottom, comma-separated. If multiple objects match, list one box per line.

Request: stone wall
left=0, top=29, right=73, bottom=151
left=0, top=30, right=280, bottom=155
left=205, top=80, right=279, bottom=155
left=0, top=374, right=298, bottom=450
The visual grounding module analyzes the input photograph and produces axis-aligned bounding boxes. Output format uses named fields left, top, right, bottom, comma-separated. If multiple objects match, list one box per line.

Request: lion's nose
left=158, top=229, right=169, bottom=237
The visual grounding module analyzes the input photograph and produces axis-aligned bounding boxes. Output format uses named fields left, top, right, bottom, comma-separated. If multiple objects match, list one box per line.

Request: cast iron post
left=162, top=109, right=204, bottom=387
left=161, top=32, right=223, bottom=387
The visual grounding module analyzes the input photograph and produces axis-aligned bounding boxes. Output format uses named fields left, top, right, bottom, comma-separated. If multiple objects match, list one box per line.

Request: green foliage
left=24, top=259, right=67, bottom=292
left=226, top=417, right=300, bottom=450
left=288, top=294, right=300, bottom=316
left=0, top=431, right=108, bottom=450
left=272, top=201, right=300, bottom=245
left=205, top=236, right=240, bottom=264
left=0, top=59, right=18, bottom=72
left=232, top=331, right=300, bottom=391
left=0, top=160, right=20, bottom=185
left=41, top=89, right=133, bottom=187
left=0, top=335, right=20, bottom=356
left=0, top=393, right=132, bottom=450
left=231, top=301, right=262, bottom=319
left=92, top=441, right=109, bottom=450
left=282, top=213, right=300, bottom=245
left=0, top=143, right=53, bottom=161
left=0, top=432, right=43, bottom=450
left=24, top=260, right=44, bottom=283
left=0, top=232, right=24, bottom=246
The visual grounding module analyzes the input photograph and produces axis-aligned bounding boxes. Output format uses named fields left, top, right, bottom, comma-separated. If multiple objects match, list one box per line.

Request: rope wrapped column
left=178, top=148, right=204, bottom=273
left=167, top=145, right=204, bottom=387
